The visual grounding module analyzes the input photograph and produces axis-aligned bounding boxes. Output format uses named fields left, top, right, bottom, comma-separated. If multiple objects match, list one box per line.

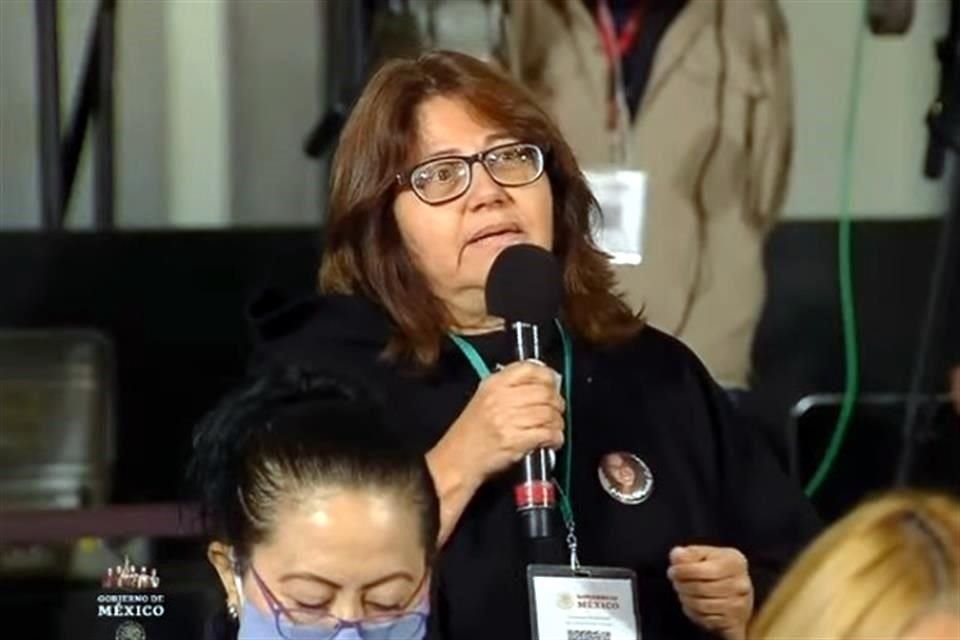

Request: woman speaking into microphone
left=252, top=50, right=820, bottom=640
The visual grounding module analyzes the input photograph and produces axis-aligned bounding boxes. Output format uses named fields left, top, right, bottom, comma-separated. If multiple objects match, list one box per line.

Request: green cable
left=804, top=0, right=865, bottom=496
left=558, top=322, right=574, bottom=526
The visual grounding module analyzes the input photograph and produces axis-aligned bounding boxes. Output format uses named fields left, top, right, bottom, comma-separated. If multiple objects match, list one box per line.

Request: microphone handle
left=517, top=449, right=556, bottom=539
left=511, top=321, right=556, bottom=539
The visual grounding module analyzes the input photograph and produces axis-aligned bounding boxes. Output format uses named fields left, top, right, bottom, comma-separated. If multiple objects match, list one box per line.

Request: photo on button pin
left=598, top=451, right=653, bottom=505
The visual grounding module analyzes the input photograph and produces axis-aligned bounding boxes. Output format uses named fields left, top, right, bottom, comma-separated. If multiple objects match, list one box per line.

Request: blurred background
left=0, top=0, right=958, bottom=638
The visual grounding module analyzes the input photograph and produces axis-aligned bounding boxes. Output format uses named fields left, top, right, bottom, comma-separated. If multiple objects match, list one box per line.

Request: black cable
left=896, top=175, right=960, bottom=486
left=896, top=0, right=960, bottom=484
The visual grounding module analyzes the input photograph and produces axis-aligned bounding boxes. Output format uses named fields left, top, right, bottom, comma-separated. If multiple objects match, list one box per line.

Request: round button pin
left=598, top=451, right=654, bottom=505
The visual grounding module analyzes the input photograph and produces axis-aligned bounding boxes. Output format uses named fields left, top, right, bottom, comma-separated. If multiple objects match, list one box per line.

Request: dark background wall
left=747, top=219, right=959, bottom=519
left=0, top=230, right=322, bottom=504
left=0, top=220, right=957, bottom=511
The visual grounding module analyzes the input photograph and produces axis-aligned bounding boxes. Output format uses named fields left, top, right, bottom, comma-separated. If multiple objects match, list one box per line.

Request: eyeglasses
left=250, top=566, right=428, bottom=640
left=396, top=142, right=545, bottom=205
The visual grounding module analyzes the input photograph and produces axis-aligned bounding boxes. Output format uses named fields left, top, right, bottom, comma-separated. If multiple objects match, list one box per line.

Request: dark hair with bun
left=187, top=365, right=440, bottom=567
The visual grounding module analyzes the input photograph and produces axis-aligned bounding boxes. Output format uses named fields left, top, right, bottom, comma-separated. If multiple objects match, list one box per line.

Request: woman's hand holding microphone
left=426, top=361, right=565, bottom=544
left=427, top=359, right=755, bottom=640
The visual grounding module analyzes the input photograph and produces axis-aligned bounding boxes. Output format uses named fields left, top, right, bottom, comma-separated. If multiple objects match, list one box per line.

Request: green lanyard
left=448, top=320, right=577, bottom=547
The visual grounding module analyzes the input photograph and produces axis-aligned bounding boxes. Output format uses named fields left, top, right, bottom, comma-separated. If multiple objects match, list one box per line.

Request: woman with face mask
left=187, top=367, right=439, bottom=640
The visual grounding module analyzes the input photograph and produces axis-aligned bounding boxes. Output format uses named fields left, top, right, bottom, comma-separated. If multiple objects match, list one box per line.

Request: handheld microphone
left=485, top=244, right=564, bottom=539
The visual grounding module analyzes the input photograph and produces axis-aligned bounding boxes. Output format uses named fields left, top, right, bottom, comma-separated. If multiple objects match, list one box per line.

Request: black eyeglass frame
left=394, top=142, right=547, bottom=205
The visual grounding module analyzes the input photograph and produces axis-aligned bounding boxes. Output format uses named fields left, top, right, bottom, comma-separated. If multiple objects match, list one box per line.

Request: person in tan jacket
left=501, top=0, right=793, bottom=390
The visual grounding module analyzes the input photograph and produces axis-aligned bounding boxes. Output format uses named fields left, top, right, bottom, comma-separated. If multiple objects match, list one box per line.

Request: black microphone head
left=485, top=244, right=563, bottom=325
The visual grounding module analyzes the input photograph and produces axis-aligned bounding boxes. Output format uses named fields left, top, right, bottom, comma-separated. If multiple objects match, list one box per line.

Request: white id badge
left=583, top=169, right=647, bottom=265
left=527, top=564, right=641, bottom=640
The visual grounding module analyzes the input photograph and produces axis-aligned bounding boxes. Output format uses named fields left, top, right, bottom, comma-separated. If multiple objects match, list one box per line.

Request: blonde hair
left=751, top=491, right=960, bottom=639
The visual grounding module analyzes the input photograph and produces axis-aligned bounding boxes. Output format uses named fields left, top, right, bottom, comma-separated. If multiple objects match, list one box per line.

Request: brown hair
left=320, top=50, right=643, bottom=367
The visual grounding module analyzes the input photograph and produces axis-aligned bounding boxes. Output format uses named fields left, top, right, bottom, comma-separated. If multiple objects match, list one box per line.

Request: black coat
left=250, top=293, right=821, bottom=640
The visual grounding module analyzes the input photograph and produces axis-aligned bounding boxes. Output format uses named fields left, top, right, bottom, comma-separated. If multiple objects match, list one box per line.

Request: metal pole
left=93, top=0, right=116, bottom=229
left=34, top=0, right=63, bottom=230
left=61, top=8, right=99, bottom=215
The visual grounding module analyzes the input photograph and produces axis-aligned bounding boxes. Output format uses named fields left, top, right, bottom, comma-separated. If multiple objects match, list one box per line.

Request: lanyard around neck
left=448, top=320, right=575, bottom=529
left=596, top=0, right=646, bottom=61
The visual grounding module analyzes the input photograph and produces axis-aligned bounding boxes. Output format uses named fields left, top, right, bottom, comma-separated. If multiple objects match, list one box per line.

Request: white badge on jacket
left=528, top=565, right=641, bottom=640
left=584, top=169, right=647, bottom=265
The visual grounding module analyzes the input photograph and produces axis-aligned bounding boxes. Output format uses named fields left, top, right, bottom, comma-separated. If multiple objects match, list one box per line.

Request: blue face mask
left=235, top=592, right=283, bottom=640
left=234, top=574, right=430, bottom=640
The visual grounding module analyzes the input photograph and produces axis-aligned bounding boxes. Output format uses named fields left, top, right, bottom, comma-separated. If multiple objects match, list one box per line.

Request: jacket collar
left=562, top=0, right=715, bottom=112
left=642, top=0, right=714, bottom=110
